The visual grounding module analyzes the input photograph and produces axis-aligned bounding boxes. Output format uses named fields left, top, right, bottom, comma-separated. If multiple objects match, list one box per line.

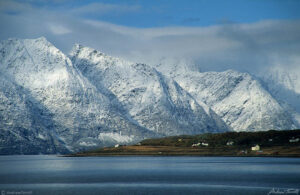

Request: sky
left=0, top=0, right=300, bottom=73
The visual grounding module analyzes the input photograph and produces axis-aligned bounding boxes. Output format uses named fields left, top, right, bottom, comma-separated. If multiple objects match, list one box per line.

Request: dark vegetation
left=140, top=129, right=300, bottom=148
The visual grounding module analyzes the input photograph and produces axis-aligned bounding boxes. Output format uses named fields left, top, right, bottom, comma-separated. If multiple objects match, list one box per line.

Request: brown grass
left=67, top=145, right=300, bottom=157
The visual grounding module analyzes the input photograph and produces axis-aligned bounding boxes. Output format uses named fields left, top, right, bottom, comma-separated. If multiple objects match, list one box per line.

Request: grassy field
left=67, top=129, right=300, bottom=157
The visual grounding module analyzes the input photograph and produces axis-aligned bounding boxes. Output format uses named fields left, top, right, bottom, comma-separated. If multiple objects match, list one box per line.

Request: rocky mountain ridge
left=0, top=37, right=298, bottom=154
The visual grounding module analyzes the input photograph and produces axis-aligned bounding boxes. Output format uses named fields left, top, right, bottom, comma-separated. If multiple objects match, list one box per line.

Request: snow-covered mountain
left=0, top=37, right=298, bottom=154
left=70, top=45, right=229, bottom=136
left=0, top=38, right=155, bottom=154
left=0, top=74, right=69, bottom=154
left=166, top=70, right=297, bottom=131
left=0, top=37, right=229, bottom=154
left=259, top=66, right=300, bottom=126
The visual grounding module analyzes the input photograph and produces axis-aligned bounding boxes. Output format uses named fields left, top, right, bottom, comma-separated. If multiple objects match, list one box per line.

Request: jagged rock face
left=170, top=70, right=297, bottom=131
left=70, top=45, right=229, bottom=136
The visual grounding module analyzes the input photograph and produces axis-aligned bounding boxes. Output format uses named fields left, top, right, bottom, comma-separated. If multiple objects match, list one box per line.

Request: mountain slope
left=260, top=66, right=300, bottom=126
left=70, top=45, right=229, bottom=136
left=169, top=70, right=297, bottom=131
left=0, top=74, right=69, bottom=154
left=0, top=37, right=154, bottom=154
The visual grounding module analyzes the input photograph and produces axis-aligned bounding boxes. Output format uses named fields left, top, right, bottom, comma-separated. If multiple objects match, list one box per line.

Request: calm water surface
left=0, top=156, right=299, bottom=194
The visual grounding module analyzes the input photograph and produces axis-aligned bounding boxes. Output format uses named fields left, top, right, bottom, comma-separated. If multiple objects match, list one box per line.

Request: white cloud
left=48, top=23, right=71, bottom=35
left=0, top=1, right=300, bottom=75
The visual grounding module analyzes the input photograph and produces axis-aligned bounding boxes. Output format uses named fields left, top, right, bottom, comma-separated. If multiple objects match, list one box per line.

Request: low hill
left=68, top=130, right=300, bottom=157
left=140, top=129, right=300, bottom=147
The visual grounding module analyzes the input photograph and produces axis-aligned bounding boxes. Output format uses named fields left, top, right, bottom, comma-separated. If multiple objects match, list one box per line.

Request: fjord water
left=0, top=156, right=299, bottom=195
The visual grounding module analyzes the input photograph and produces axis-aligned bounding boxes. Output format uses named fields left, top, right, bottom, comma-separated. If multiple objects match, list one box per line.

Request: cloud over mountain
left=1, top=1, right=300, bottom=75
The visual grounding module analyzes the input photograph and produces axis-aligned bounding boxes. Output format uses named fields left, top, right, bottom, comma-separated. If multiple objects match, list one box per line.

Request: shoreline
left=64, top=145, right=300, bottom=158
left=64, top=154, right=300, bottom=158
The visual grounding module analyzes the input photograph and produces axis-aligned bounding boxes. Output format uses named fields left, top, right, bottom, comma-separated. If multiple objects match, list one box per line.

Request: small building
left=178, top=138, right=182, bottom=142
left=192, top=142, right=209, bottom=147
left=192, top=143, right=201, bottom=147
left=114, top=144, right=120, bottom=148
left=251, top=144, right=260, bottom=151
left=226, top=141, right=234, bottom=146
left=269, top=139, right=273, bottom=142
left=289, top=138, right=299, bottom=143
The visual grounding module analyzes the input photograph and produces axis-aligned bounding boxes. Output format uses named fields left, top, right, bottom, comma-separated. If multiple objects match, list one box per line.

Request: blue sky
left=27, top=0, right=300, bottom=27
left=101, top=0, right=300, bottom=27
left=0, top=0, right=300, bottom=73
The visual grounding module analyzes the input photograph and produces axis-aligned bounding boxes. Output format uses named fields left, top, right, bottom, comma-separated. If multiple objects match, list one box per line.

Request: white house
left=251, top=144, right=260, bottom=151
left=192, top=142, right=209, bottom=147
left=114, top=144, right=120, bottom=148
left=289, top=138, right=299, bottom=143
left=226, top=141, right=234, bottom=146
left=192, top=143, right=201, bottom=147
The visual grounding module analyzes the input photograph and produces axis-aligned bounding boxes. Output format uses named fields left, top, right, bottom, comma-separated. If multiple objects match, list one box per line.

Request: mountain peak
left=0, top=37, right=56, bottom=52
left=72, top=43, right=83, bottom=51
left=69, top=44, right=133, bottom=69
left=33, top=36, right=48, bottom=43
left=5, top=36, right=50, bottom=44
left=71, top=44, right=104, bottom=55
left=69, top=44, right=111, bottom=63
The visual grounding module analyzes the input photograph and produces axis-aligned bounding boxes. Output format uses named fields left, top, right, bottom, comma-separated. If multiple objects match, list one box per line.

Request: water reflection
left=0, top=156, right=299, bottom=195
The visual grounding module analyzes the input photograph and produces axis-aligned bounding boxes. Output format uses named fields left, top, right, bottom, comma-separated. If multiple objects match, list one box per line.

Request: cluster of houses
left=190, top=141, right=264, bottom=153
left=191, top=142, right=209, bottom=147
left=191, top=141, right=235, bottom=147
left=190, top=136, right=299, bottom=148
left=190, top=141, right=263, bottom=152
left=113, top=136, right=299, bottom=150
